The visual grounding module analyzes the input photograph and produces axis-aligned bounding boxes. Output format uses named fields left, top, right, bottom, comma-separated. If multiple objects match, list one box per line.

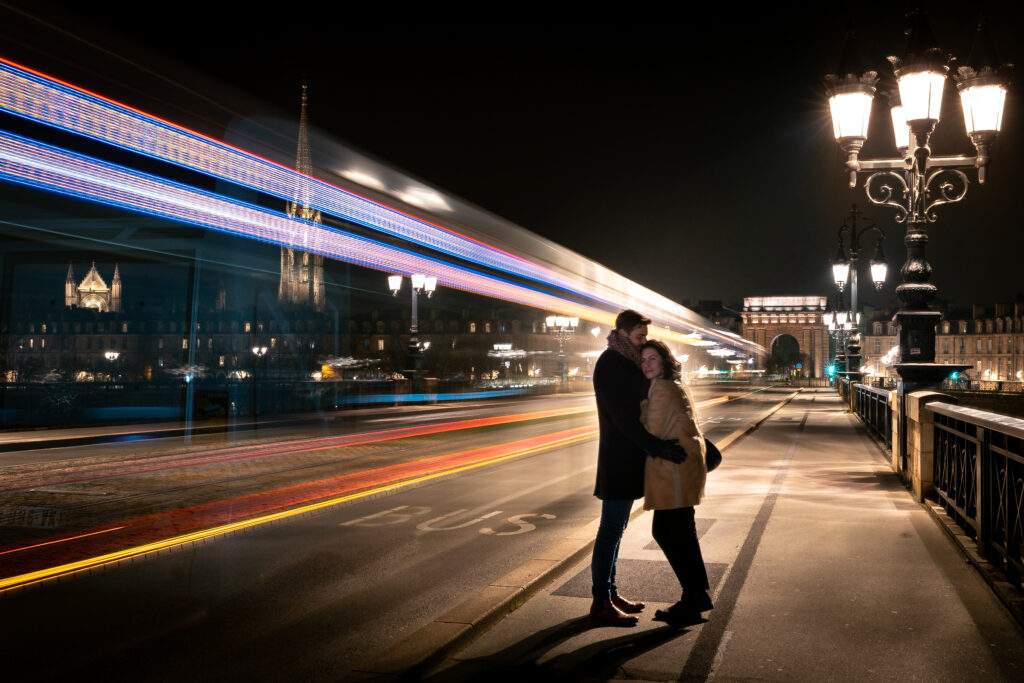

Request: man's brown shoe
left=589, top=597, right=639, bottom=626
left=610, top=594, right=645, bottom=614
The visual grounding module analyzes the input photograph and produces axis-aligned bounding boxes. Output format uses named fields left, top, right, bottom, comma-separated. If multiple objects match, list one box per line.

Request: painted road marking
left=480, top=513, right=557, bottom=536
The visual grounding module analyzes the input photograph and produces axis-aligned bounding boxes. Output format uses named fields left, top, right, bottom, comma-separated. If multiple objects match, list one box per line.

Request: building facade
left=861, top=303, right=1024, bottom=382
left=65, top=262, right=121, bottom=312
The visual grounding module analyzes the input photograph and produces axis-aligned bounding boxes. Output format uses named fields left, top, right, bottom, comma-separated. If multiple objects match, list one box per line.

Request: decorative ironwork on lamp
left=824, top=10, right=1010, bottom=387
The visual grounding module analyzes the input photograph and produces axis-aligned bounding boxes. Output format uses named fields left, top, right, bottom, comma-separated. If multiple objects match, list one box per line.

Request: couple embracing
left=590, top=309, right=713, bottom=627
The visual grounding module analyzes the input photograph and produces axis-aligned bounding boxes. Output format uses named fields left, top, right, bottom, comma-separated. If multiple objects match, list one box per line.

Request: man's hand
left=652, top=438, right=687, bottom=463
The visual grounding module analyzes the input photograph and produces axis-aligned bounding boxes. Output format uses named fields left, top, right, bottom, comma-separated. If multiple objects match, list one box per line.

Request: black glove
left=651, top=438, right=687, bottom=463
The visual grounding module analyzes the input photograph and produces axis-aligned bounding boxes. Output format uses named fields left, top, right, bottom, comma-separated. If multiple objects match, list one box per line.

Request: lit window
left=219, top=355, right=225, bottom=367
left=377, top=339, right=385, bottom=351
left=28, top=338, right=34, bottom=349
left=469, top=322, right=477, bottom=333
left=41, top=339, right=46, bottom=349
left=182, top=338, right=188, bottom=350
left=484, top=322, right=492, bottom=333
left=41, top=323, right=47, bottom=333
left=271, top=337, right=277, bottom=348
left=122, top=323, right=128, bottom=333
left=244, top=322, right=252, bottom=333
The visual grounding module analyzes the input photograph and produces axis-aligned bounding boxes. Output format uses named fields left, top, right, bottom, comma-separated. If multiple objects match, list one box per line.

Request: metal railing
left=944, top=380, right=1024, bottom=394
left=838, top=378, right=850, bottom=401
left=931, top=403, right=1024, bottom=585
left=853, top=383, right=892, bottom=448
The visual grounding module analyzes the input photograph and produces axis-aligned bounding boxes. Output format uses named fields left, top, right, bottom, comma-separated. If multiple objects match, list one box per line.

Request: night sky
left=1, top=3, right=1021, bottom=311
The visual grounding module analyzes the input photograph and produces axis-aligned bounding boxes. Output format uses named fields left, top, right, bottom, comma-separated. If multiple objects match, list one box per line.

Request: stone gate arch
left=740, top=296, right=828, bottom=378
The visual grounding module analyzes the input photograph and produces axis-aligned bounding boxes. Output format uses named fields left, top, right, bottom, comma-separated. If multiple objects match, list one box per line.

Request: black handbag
left=704, top=437, right=722, bottom=472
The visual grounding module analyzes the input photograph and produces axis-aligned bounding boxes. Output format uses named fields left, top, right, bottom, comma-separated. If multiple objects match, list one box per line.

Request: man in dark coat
left=590, top=309, right=687, bottom=626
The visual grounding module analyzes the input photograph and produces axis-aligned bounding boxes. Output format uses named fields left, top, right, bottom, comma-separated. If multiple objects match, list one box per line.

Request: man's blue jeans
left=591, top=498, right=633, bottom=599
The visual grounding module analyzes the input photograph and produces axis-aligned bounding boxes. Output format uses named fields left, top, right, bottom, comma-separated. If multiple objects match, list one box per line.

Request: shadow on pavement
left=424, top=616, right=692, bottom=681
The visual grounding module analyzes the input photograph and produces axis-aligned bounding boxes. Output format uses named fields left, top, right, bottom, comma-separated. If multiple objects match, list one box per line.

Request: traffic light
left=948, top=371, right=960, bottom=381
left=826, top=364, right=837, bottom=377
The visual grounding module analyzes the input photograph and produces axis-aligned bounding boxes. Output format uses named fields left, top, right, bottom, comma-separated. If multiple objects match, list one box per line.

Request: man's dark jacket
left=592, top=347, right=665, bottom=500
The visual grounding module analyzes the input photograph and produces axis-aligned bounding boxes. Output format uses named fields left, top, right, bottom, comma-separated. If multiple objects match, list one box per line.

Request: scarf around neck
left=607, top=329, right=641, bottom=367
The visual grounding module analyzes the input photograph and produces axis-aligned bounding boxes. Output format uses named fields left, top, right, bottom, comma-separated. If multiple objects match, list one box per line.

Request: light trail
left=0, top=526, right=125, bottom=557
left=0, top=392, right=748, bottom=591
left=0, top=130, right=721, bottom=345
left=0, top=426, right=597, bottom=593
left=0, top=57, right=761, bottom=352
left=2, top=403, right=594, bottom=491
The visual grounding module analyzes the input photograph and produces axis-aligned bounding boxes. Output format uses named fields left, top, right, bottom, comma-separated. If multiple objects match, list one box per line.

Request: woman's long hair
left=640, top=340, right=681, bottom=382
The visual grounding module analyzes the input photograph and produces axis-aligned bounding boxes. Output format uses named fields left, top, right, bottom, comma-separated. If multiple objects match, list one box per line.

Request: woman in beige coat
left=639, top=340, right=713, bottom=624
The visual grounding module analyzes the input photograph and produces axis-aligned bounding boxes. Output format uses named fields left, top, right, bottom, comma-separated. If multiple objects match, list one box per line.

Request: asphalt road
left=0, top=386, right=786, bottom=680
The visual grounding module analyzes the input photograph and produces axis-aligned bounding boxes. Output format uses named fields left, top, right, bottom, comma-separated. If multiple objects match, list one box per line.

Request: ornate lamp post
left=389, top=273, right=437, bottom=384
left=830, top=204, right=886, bottom=382
left=825, top=12, right=1010, bottom=392
left=545, top=315, right=579, bottom=386
left=824, top=306, right=859, bottom=389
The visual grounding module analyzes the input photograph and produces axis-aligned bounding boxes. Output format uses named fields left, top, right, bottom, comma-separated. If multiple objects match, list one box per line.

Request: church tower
left=65, top=263, right=77, bottom=307
left=111, top=263, right=122, bottom=312
left=279, top=83, right=325, bottom=311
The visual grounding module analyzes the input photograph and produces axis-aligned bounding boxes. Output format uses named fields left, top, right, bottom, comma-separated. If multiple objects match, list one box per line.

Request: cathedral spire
left=295, top=81, right=313, bottom=178
left=281, top=81, right=325, bottom=312
left=111, top=263, right=122, bottom=312
left=65, top=263, right=77, bottom=307
left=285, top=81, right=320, bottom=223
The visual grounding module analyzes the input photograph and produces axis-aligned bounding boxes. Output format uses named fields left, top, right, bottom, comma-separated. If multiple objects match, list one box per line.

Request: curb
left=358, top=388, right=801, bottom=678
left=922, top=500, right=1024, bottom=634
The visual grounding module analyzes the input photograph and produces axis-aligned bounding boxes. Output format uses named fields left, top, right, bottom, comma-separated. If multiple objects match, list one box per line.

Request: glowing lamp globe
left=828, top=85, right=875, bottom=142
left=832, top=261, right=850, bottom=291
left=870, top=261, right=888, bottom=289
left=890, top=104, right=910, bottom=151
left=894, top=69, right=946, bottom=124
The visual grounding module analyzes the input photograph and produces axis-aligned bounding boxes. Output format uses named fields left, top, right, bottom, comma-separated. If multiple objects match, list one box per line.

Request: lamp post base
left=893, top=309, right=942, bottom=364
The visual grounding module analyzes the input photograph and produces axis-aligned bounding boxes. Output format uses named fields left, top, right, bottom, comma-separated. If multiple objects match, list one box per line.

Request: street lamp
left=825, top=11, right=1008, bottom=391
left=104, top=350, right=120, bottom=382
left=546, top=315, right=579, bottom=386
left=250, top=345, right=268, bottom=422
left=828, top=204, right=887, bottom=382
left=388, top=273, right=438, bottom=384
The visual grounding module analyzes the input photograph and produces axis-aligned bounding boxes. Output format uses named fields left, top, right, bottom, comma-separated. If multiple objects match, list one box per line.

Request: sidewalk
left=427, top=391, right=1024, bottom=681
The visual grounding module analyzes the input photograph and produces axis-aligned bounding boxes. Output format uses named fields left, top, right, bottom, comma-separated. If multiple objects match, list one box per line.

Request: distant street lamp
left=388, top=274, right=438, bottom=382
left=825, top=12, right=1009, bottom=390
left=546, top=315, right=579, bottom=386
left=251, top=345, right=268, bottom=422
left=104, top=350, right=120, bottom=382
left=829, top=204, right=886, bottom=382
